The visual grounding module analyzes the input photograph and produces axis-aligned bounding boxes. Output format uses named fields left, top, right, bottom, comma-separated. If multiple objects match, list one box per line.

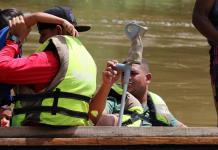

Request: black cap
left=37, top=6, right=90, bottom=32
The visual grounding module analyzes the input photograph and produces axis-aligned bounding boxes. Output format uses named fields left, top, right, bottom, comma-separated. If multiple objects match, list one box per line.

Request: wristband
left=7, top=35, right=22, bottom=57
left=7, top=35, right=21, bottom=46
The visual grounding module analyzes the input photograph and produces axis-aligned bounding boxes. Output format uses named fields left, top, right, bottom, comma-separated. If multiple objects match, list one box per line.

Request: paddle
left=116, top=22, right=147, bottom=127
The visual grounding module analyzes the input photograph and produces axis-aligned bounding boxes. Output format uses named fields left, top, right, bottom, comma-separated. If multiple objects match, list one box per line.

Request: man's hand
left=102, top=60, right=121, bottom=86
left=62, top=20, right=79, bottom=37
left=9, top=15, right=31, bottom=43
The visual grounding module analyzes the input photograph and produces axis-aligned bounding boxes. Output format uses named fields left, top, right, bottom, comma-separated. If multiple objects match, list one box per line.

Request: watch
left=7, top=35, right=21, bottom=46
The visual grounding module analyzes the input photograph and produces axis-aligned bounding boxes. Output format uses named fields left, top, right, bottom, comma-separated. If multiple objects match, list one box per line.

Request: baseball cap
left=37, top=6, right=90, bottom=32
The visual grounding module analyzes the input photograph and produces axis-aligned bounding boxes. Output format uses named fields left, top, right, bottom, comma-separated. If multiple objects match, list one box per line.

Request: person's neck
left=136, top=90, right=148, bottom=107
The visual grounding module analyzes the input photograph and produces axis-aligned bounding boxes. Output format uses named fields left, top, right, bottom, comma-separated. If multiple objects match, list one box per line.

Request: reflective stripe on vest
left=12, top=35, right=97, bottom=126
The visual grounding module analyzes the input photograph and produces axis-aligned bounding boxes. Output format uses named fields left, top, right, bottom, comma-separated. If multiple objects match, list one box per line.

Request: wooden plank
left=0, top=127, right=218, bottom=138
left=1, top=137, right=218, bottom=146
left=0, top=127, right=218, bottom=146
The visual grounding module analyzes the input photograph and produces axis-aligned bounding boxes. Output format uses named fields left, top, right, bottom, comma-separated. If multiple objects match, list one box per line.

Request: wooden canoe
left=0, top=127, right=218, bottom=149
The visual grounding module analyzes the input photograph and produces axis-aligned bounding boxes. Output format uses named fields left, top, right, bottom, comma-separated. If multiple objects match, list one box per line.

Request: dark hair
left=0, top=8, right=23, bottom=29
left=140, top=58, right=150, bottom=73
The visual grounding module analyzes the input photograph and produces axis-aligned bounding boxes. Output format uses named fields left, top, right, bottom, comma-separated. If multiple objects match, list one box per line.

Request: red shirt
left=0, top=40, right=59, bottom=92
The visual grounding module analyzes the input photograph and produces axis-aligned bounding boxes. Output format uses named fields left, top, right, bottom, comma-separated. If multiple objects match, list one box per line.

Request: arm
left=3, top=16, right=58, bottom=85
left=0, top=41, right=59, bottom=85
left=167, top=112, right=187, bottom=128
left=9, top=13, right=78, bottom=42
left=89, top=60, right=120, bottom=124
left=192, top=0, right=218, bottom=44
left=152, top=93, right=187, bottom=127
left=24, top=12, right=78, bottom=37
left=160, top=101, right=187, bottom=127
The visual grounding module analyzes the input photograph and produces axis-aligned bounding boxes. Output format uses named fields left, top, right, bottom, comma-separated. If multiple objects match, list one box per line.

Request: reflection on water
left=1, top=0, right=216, bottom=126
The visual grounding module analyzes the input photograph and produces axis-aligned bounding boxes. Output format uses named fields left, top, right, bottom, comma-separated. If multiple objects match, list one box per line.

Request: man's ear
left=145, top=73, right=152, bottom=83
left=55, top=25, right=63, bottom=35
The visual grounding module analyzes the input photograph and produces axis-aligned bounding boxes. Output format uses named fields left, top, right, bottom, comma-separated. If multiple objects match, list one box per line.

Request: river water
left=1, top=0, right=216, bottom=126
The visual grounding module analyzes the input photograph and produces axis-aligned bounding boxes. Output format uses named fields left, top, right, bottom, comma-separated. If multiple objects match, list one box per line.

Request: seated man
left=89, top=59, right=186, bottom=127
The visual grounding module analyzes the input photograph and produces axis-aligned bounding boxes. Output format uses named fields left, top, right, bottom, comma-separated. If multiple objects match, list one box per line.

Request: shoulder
left=29, top=51, right=58, bottom=66
left=148, top=91, right=166, bottom=105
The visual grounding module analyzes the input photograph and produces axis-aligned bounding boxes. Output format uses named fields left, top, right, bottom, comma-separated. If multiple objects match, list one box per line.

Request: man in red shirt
left=1, top=6, right=97, bottom=126
left=0, top=8, right=80, bottom=126
left=0, top=8, right=79, bottom=106
left=0, top=10, right=79, bottom=92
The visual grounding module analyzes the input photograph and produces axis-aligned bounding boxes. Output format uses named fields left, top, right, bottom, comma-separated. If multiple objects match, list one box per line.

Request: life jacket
left=108, top=84, right=143, bottom=127
left=108, top=84, right=172, bottom=126
left=12, top=35, right=97, bottom=126
left=146, top=92, right=172, bottom=126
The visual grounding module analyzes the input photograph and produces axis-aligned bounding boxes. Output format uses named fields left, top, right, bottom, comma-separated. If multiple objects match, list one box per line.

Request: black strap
left=122, top=112, right=141, bottom=126
left=13, top=88, right=90, bottom=119
left=13, top=106, right=88, bottom=120
left=122, top=110, right=150, bottom=126
left=13, top=89, right=90, bottom=103
left=51, top=88, right=60, bottom=115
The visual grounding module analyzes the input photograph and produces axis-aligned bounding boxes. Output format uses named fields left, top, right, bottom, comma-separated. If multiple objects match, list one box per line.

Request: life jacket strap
left=122, top=110, right=150, bottom=126
left=51, top=88, right=60, bottom=115
left=13, top=88, right=91, bottom=103
left=13, top=106, right=88, bottom=120
left=122, top=113, right=140, bottom=126
left=13, top=88, right=91, bottom=116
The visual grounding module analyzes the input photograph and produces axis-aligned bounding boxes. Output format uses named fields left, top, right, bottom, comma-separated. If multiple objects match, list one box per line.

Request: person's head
left=0, top=8, right=23, bottom=29
left=37, top=6, right=90, bottom=43
left=122, top=59, right=152, bottom=101
left=0, top=106, right=12, bottom=127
